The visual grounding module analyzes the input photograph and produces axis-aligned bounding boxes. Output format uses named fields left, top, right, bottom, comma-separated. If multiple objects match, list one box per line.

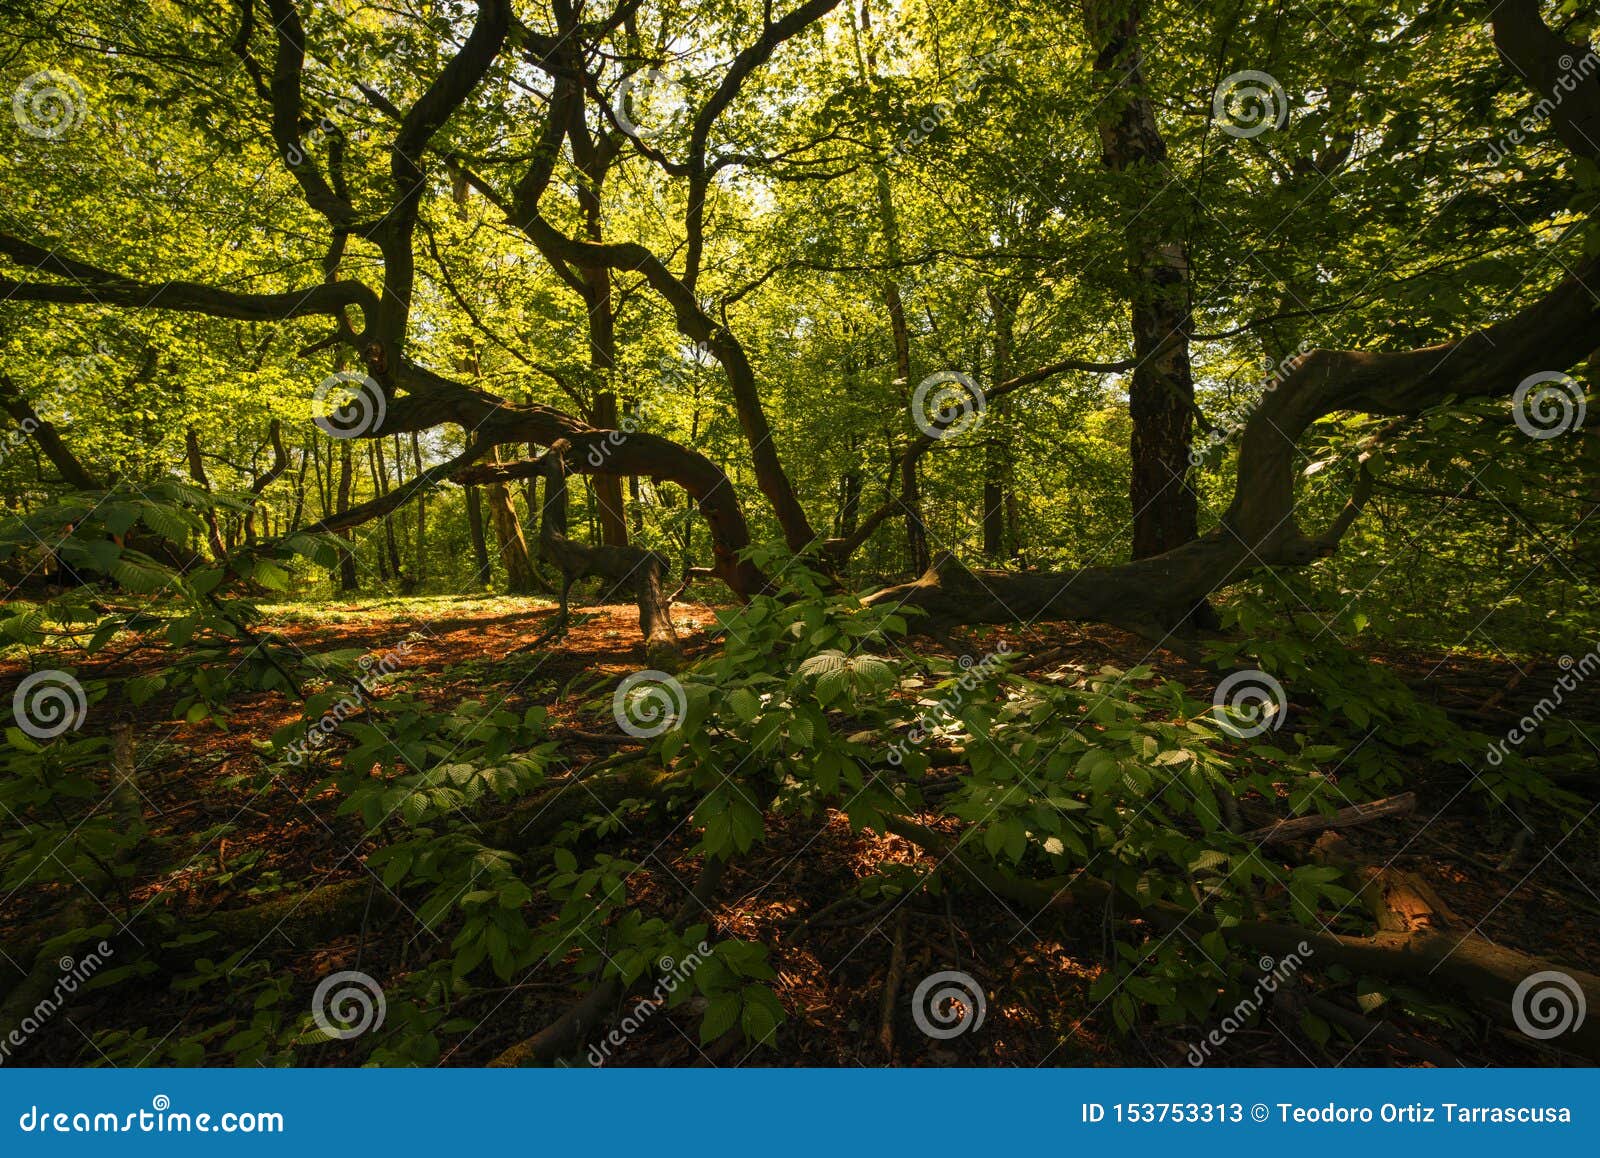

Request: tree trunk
left=411, top=431, right=427, bottom=584
left=837, top=462, right=861, bottom=540
left=183, top=426, right=228, bottom=560
left=590, top=389, right=629, bottom=546
left=335, top=439, right=358, bottom=592
left=854, top=0, right=929, bottom=574
left=537, top=440, right=678, bottom=656
left=242, top=419, right=287, bottom=546
left=1084, top=0, right=1199, bottom=560
left=983, top=290, right=1019, bottom=562
left=373, top=438, right=404, bottom=583
left=365, top=444, right=390, bottom=581
left=486, top=449, right=539, bottom=595
left=464, top=483, right=492, bottom=587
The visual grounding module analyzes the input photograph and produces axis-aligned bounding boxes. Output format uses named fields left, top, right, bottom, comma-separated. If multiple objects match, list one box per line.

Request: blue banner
left=1, top=1068, right=1593, bottom=1155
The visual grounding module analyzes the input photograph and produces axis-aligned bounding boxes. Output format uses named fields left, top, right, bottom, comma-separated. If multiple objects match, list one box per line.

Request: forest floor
left=3, top=593, right=1598, bottom=1068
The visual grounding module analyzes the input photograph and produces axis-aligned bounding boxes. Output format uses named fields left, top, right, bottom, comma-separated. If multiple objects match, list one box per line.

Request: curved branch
left=0, top=231, right=377, bottom=328
left=682, top=0, right=843, bottom=289
left=867, top=254, right=1600, bottom=628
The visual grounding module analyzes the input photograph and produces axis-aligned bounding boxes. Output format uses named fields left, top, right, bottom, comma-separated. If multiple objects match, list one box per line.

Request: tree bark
left=485, top=451, right=538, bottom=596
left=334, top=439, right=358, bottom=592
left=411, top=431, right=427, bottom=585
left=464, top=482, right=492, bottom=587
left=1084, top=0, right=1200, bottom=559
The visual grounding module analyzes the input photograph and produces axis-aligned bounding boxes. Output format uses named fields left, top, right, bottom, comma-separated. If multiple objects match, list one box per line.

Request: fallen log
left=1243, top=793, right=1417, bottom=845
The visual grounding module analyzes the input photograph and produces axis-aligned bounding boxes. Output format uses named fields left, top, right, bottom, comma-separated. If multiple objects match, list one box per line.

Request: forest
left=0, top=0, right=1597, bottom=1070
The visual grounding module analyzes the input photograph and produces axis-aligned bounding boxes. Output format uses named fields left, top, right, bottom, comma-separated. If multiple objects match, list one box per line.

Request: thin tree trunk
left=411, top=431, right=427, bottom=584
left=365, top=444, right=390, bottom=581
left=486, top=446, right=538, bottom=595
left=288, top=447, right=310, bottom=531
left=589, top=389, right=629, bottom=546
left=335, top=439, right=358, bottom=592
left=464, top=483, right=492, bottom=586
left=983, top=291, right=1017, bottom=561
left=184, top=427, right=228, bottom=560
left=854, top=0, right=929, bottom=574
left=373, top=438, right=404, bottom=583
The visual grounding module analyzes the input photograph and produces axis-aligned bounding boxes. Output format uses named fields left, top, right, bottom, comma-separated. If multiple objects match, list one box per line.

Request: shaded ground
left=2, top=595, right=1597, bottom=1068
